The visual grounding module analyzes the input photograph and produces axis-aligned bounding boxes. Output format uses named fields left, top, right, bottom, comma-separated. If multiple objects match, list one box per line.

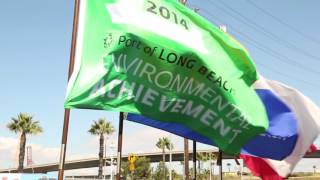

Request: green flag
left=65, top=0, right=268, bottom=154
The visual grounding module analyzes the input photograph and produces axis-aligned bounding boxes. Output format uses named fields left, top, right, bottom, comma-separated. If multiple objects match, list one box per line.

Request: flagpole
left=217, top=24, right=227, bottom=180
left=116, top=112, right=124, bottom=180
left=179, top=1, right=190, bottom=180
left=193, top=141, right=197, bottom=180
left=184, top=138, right=189, bottom=180
left=57, top=0, right=80, bottom=180
left=217, top=150, right=223, bottom=180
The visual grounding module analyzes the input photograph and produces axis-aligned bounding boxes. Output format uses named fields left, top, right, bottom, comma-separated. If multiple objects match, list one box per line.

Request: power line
left=235, top=38, right=319, bottom=88
left=230, top=28, right=320, bottom=75
left=196, top=6, right=320, bottom=75
left=232, top=34, right=320, bottom=88
left=207, top=0, right=320, bottom=61
left=256, top=63, right=317, bottom=87
left=246, top=0, right=320, bottom=45
left=188, top=4, right=320, bottom=88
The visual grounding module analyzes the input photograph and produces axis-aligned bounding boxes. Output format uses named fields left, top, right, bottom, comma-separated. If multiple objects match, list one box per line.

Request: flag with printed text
left=64, top=0, right=269, bottom=154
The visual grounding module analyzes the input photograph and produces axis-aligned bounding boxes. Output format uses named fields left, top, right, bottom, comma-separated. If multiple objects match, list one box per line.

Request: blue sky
left=0, top=0, right=320, bottom=175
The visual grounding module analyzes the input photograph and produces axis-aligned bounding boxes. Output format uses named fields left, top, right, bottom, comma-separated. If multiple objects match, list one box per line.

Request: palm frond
left=88, top=118, right=115, bottom=136
left=156, top=137, right=173, bottom=151
left=7, top=113, right=42, bottom=135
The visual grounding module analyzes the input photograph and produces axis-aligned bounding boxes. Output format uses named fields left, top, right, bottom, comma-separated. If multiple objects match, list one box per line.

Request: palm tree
left=7, top=113, right=43, bottom=172
left=156, top=137, right=172, bottom=163
left=156, top=137, right=173, bottom=179
left=88, top=118, right=115, bottom=179
left=196, top=152, right=216, bottom=175
left=196, top=152, right=206, bottom=172
left=209, top=152, right=217, bottom=180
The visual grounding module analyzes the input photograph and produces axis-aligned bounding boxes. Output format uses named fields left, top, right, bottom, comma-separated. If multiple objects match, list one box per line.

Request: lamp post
left=104, top=135, right=109, bottom=180
left=210, top=161, right=215, bottom=180
left=110, top=141, right=116, bottom=180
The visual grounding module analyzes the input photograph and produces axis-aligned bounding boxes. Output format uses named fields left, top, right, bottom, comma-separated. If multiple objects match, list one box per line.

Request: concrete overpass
left=0, top=150, right=220, bottom=173
left=1, top=150, right=319, bottom=173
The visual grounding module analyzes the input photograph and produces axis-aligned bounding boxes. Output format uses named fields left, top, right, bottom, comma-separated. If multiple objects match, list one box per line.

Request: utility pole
left=219, top=25, right=227, bottom=33
left=217, top=25, right=227, bottom=180
left=116, top=112, right=124, bottom=180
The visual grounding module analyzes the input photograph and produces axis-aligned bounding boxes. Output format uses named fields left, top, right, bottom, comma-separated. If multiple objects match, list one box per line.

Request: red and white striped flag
left=241, top=77, right=320, bottom=180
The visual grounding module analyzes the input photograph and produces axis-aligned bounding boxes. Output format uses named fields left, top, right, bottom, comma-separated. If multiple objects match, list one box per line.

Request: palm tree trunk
left=98, top=133, right=104, bottom=179
left=184, top=138, right=189, bottom=180
left=18, top=132, right=26, bottom=172
left=162, top=148, right=166, bottom=179
left=162, top=148, right=165, bottom=163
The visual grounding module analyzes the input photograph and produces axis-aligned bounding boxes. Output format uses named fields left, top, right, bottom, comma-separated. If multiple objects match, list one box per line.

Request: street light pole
left=110, top=141, right=116, bottom=180
left=103, top=135, right=108, bottom=180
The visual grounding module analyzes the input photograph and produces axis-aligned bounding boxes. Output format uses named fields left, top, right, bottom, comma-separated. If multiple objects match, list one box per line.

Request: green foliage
left=7, top=113, right=43, bottom=135
left=153, top=162, right=169, bottom=180
left=171, top=170, right=183, bottom=180
left=151, top=162, right=182, bottom=180
left=156, top=137, right=173, bottom=152
left=190, top=167, right=211, bottom=180
left=156, top=136, right=173, bottom=170
left=122, top=156, right=151, bottom=180
left=196, top=152, right=217, bottom=161
left=196, top=152, right=217, bottom=173
left=7, top=113, right=43, bottom=172
left=88, top=118, right=114, bottom=135
left=88, top=118, right=115, bottom=178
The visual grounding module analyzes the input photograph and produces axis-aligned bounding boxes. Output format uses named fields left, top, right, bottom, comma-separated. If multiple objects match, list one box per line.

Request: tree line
left=6, top=113, right=217, bottom=179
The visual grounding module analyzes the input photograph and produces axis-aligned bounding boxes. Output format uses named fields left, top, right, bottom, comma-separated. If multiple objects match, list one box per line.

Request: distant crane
left=26, top=146, right=33, bottom=167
